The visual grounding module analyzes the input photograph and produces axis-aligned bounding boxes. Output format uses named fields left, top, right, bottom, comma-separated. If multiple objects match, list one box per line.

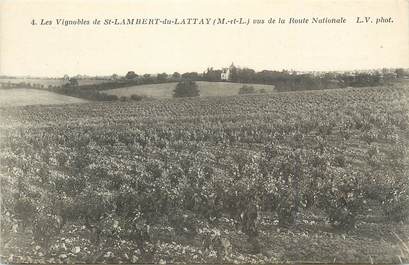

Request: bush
left=370, top=174, right=409, bottom=223
left=383, top=193, right=409, bottom=222
left=130, top=94, right=145, bottom=101
left=258, top=88, right=267, bottom=93
left=238, top=85, right=256, bottom=95
left=318, top=169, right=366, bottom=230
left=173, top=80, right=200, bottom=98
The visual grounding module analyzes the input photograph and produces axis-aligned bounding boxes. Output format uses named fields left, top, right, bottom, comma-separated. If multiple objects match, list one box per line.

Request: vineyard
left=1, top=85, right=409, bottom=263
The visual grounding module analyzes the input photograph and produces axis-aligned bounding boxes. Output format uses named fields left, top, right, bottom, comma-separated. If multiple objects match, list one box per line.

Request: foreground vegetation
left=1, top=85, right=409, bottom=263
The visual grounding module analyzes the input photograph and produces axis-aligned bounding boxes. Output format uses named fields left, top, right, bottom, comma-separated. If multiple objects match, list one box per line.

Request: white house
left=221, top=63, right=235, bottom=81
left=221, top=68, right=230, bottom=81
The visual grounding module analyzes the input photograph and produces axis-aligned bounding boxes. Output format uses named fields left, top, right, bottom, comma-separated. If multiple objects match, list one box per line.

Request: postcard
left=1, top=0, right=409, bottom=263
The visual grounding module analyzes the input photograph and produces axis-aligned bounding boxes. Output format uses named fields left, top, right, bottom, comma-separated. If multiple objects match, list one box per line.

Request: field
left=1, top=85, right=409, bottom=263
left=0, top=88, right=88, bottom=107
left=76, top=79, right=113, bottom=86
left=0, top=78, right=111, bottom=88
left=0, top=78, right=67, bottom=87
left=102, top=81, right=276, bottom=98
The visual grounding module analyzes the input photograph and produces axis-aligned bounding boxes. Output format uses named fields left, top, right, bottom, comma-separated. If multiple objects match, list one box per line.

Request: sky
left=0, top=0, right=408, bottom=77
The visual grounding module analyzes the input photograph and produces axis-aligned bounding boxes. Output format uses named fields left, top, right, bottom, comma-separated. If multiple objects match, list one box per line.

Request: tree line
left=1, top=67, right=407, bottom=101
left=115, top=67, right=407, bottom=92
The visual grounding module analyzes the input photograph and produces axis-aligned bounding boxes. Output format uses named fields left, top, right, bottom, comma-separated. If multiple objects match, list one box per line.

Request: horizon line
left=1, top=66, right=408, bottom=79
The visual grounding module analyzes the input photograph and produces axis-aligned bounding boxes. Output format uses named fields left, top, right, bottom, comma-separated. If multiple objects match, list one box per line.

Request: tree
left=157, top=73, right=168, bottom=83
left=142, top=74, right=153, bottom=84
left=172, top=72, right=181, bottom=80
left=173, top=80, right=200, bottom=98
left=229, top=65, right=239, bottom=82
left=181, top=72, right=200, bottom=80
left=63, top=78, right=79, bottom=87
left=125, top=71, right=138, bottom=80
left=396, top=68, right=406, bottom=78
left=204, top=68, right=223, bottom=82
left=237, top=68, right=256, bottom=83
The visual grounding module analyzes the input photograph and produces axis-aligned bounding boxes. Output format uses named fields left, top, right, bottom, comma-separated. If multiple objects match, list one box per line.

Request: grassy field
left=0, top=88, right=88, bottom=107
left=0, top=78, right=67, bottom=87
left=76, top=79, right=112, bottom=86
left=102, top=81, right=275, bottom=98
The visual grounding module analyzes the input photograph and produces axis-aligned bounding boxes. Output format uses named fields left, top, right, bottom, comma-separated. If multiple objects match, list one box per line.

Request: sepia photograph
left=1, top=0, right=409, bottom=263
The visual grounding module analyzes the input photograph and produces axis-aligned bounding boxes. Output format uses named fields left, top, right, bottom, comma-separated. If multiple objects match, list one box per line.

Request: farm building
left=221, top=63, right=235, bottom=81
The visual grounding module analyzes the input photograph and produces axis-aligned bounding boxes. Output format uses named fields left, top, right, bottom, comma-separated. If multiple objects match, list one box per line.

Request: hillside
left=102, top=81, right=275, bottom=98
left=0, top=88, right=88, bottom=107
left=0, top=78, right=112, bottom=88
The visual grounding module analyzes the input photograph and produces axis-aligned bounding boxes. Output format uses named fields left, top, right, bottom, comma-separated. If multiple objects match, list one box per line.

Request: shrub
left=374, top=174, right=409, bottom=222
left=318, top=169, right=366, bottom=230
left=130, top=94, right=145, bottom=101
left=32, top=212, right=62, bottom=248
left=258, top=88, right=267, bottom=93
left=173, top=80, right=200, bottom=98
left=333, top=154, right=347, bottom=168
left=383, top=193, right=409, bottom=222
left=238, top=85, right=256, bottom=95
